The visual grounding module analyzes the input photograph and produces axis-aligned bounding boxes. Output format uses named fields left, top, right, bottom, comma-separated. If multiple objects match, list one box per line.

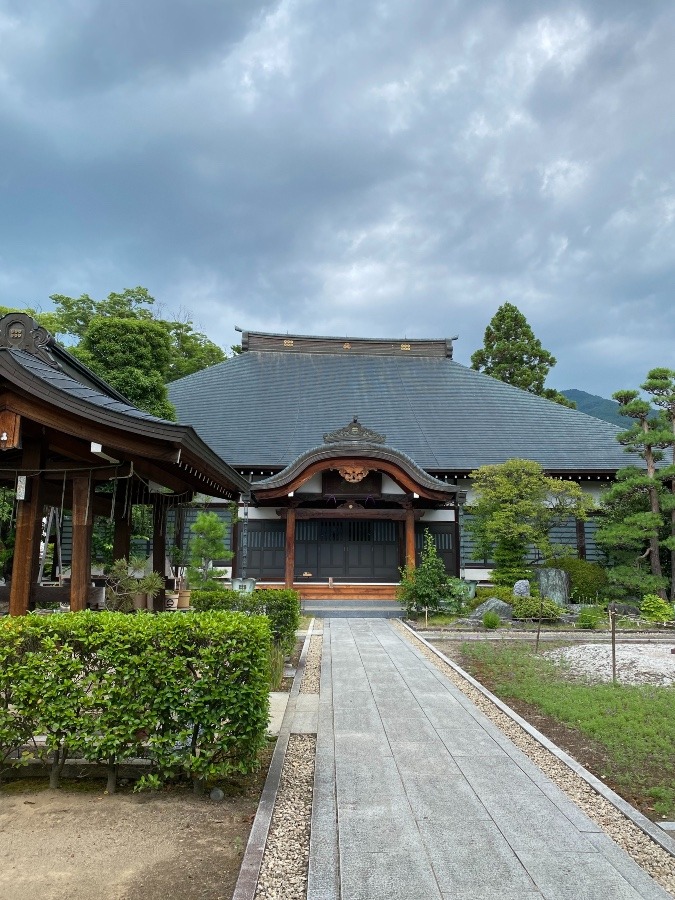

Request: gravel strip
left=394, top=621, right=675, bottom=896
left=300, top=636, right=322, bottom=694
left=544, top=643, right=675, bottom=686
left=253, top=734, right=316, bottom=900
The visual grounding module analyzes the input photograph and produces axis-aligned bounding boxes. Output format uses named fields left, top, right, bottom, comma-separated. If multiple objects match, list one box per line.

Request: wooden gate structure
left=0, top=314, right=249, bottom=615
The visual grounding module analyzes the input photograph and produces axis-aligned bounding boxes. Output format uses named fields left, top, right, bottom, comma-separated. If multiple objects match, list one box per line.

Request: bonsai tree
left=103, top=558, right=164, bottom=612
left=187, top=511, right=232, bottom=588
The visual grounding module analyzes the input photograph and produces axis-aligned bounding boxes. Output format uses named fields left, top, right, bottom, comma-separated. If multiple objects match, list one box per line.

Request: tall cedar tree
left=471, top=302, right=575, bottom=408
left=466, top=459, right=592, bottom=585
left=597, top=371, right=675, bottom=601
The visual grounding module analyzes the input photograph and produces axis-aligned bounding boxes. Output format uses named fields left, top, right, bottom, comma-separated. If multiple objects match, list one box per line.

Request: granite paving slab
left=307, top=619, right=671, bottom=900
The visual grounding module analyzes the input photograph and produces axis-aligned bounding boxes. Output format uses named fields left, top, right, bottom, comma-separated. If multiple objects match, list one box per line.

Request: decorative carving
left=0, top=313, right=60, bottom=368
left=338, top=465, right=370, bottom=483
left=323, top=417, right=386, bottom=444
left=337, top=501, right=363, bottom=510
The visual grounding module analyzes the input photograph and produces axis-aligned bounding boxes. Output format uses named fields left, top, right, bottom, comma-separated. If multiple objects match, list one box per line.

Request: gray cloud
left=0, top=0, right=674, bottom=398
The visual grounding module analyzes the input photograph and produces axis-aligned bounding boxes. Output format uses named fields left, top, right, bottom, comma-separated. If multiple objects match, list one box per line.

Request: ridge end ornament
left=323, top=417, right=386, bottom=444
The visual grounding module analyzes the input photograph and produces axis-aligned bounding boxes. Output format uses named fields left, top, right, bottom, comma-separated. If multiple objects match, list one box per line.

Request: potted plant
left=138, top=570, right=165, bottom=612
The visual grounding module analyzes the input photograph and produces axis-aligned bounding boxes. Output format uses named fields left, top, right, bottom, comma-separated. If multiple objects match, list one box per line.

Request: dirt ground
left=0, top=757, right=271, bottom=900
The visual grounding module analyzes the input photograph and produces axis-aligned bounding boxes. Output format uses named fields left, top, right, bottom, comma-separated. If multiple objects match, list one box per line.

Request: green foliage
left=474, top=586, right=516, bottom=605
left=467, top=459, right=593, bottom=586
left=397, top=532, right=472, bottom=616
left=545, top=556, right=608, bottom=603
left=75, top=316, right=176, bottom=419
left=577, top=607, right=604, bottom=630
left=187, top=512, right=232, bottom=587
left=0, top=611, right=270, bottom=791
left=49, top=287, right=227, bottom=382
left=482, top=611, right=501, bottom=629
left=191, top=588, right=301, bottom=655
left=640, top=594, right=675, bottom=623
left=470, top=302, right=575, bottom=408
left=459, top=642, right=675, bottom=818
left=598, top=369, right=675, bottom=602
left=511, top=595, right=563, bottom=621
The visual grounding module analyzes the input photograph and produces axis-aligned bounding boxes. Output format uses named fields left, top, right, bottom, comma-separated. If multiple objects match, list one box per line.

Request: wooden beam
left=285, top=508, right=296, bottom=589
left=278, top=507, right=426, bottom=521
left=9, top=438, right=45, bottom=615
left=405, top=507, right=416, bottom=569
left=255, top=456, right=454, bottom=502
left=70, top=474, right=93, bottom=612
left=0, top=410, right=21, bottom=450
left=113, top=516, right=132, bottom=562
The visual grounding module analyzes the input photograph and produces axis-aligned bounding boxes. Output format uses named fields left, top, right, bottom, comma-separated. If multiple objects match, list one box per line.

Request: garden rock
left=513, top=579, right=531, bottom=597
left=535, top=568, right=570, bottom=605
left=470, top=598, right=513, bottom=621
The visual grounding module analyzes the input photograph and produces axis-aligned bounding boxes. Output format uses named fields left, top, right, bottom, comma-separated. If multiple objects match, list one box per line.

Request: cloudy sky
left=1, top=0, right=673, bottom=397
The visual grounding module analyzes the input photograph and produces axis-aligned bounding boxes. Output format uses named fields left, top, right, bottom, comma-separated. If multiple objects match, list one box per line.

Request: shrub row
left=0, top=611, right=270, bottom=792
left=191, top=588, right=301, bottom=654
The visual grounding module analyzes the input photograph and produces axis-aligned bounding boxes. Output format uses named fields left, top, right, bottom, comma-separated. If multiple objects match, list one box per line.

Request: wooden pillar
left=70, top=474, right=93, bottom=612
left=575, top=518, right=587, bottom=560
left=9, top=439, right=45, bottom=616
left=112, top=516, right=132, bottom=562
left=405, top=506, right=416, bottom=569
left=152, top=499, right=167, bottom=612
left=285, top=508, right=296, bottom=588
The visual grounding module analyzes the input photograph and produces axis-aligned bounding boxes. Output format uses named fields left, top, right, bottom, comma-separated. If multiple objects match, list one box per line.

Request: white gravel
left=300, top=636, right=322, bottom=694
left=545, top=643, right=675, bottom=686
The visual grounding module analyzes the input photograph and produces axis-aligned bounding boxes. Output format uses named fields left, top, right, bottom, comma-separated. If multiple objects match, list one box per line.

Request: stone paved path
left=307, top=618, right=671, bottom=900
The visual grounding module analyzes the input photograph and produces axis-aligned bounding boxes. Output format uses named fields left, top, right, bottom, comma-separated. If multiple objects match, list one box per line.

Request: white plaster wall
left=381, top=474, right=405, bottom=495
left=419, top=509, right=455, bottom=522
left=244, top=506, right=281, bottom=521
left=296, top=472, right=323, bottom=494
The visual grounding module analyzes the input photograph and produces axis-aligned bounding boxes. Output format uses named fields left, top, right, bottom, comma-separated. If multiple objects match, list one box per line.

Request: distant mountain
left=561, top=389, right=625, bottom=428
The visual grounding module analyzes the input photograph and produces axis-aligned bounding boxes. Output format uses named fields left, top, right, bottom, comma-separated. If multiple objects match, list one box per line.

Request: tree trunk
left=106, top=757, right=118, bottom=794
left=644, top=432, right=666, bottom=598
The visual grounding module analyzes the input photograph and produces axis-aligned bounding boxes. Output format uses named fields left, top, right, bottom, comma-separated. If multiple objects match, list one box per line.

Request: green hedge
left=191, top=588, right=300, bottom=654
left=511, top=596, right=563, bottom=621
left=0, top=611, right=270, bottom=792
left=545, top=557, right=608, bottom=603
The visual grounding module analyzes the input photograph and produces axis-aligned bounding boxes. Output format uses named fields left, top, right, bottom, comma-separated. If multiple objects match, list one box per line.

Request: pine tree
left=596, top=373, right=675, bottom=601
left=471, top=302, right=575, bottom=408
left=643, top=368, right=675, bottom=601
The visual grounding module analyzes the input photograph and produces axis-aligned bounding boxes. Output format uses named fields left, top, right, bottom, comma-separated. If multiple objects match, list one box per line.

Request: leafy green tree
left=471, top=302, right=575, bottom=408
left=466, top=458, right=593, bottom=585
left=187, top=512, right=232, bottom=587
left=74, top=317, right=176, bottom=419
left=49, top=287, right=226, bottom=381
left=397, top=531, right=472, bottom=616
left=596, top=371, right=675, bottom=601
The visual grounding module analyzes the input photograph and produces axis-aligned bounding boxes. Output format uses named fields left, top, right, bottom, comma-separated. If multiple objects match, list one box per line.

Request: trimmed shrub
left=546, top=557, right=608, bottom=603
left=511, top=596, right=563, bottom=621
left=191, top=588, right=300, bottom=654
left=0, top=611, right=270, bottom=792
left=640, top=594, right=675, bottom=623
left=474, top=586, right=515, bottom=606
left=482, top=611, right=501, bottom=630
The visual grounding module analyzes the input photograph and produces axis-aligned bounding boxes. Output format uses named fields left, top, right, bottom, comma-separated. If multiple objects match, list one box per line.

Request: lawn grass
left=459, top=641, right=675, bottom=819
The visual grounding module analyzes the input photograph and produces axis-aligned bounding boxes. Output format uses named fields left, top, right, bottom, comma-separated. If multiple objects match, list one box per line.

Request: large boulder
left=513, top=579, right=530, bottom=597
left=535, top=568, right=570, bottom=605
left=470, top=598, right=513, bottom=621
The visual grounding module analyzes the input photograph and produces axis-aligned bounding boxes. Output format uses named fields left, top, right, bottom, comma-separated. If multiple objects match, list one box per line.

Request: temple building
left=169, top=331, right=628, bottom=599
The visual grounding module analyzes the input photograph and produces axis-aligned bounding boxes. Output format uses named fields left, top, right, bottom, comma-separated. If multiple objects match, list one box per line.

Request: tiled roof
left=168, top=348, right=632, bottom=473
